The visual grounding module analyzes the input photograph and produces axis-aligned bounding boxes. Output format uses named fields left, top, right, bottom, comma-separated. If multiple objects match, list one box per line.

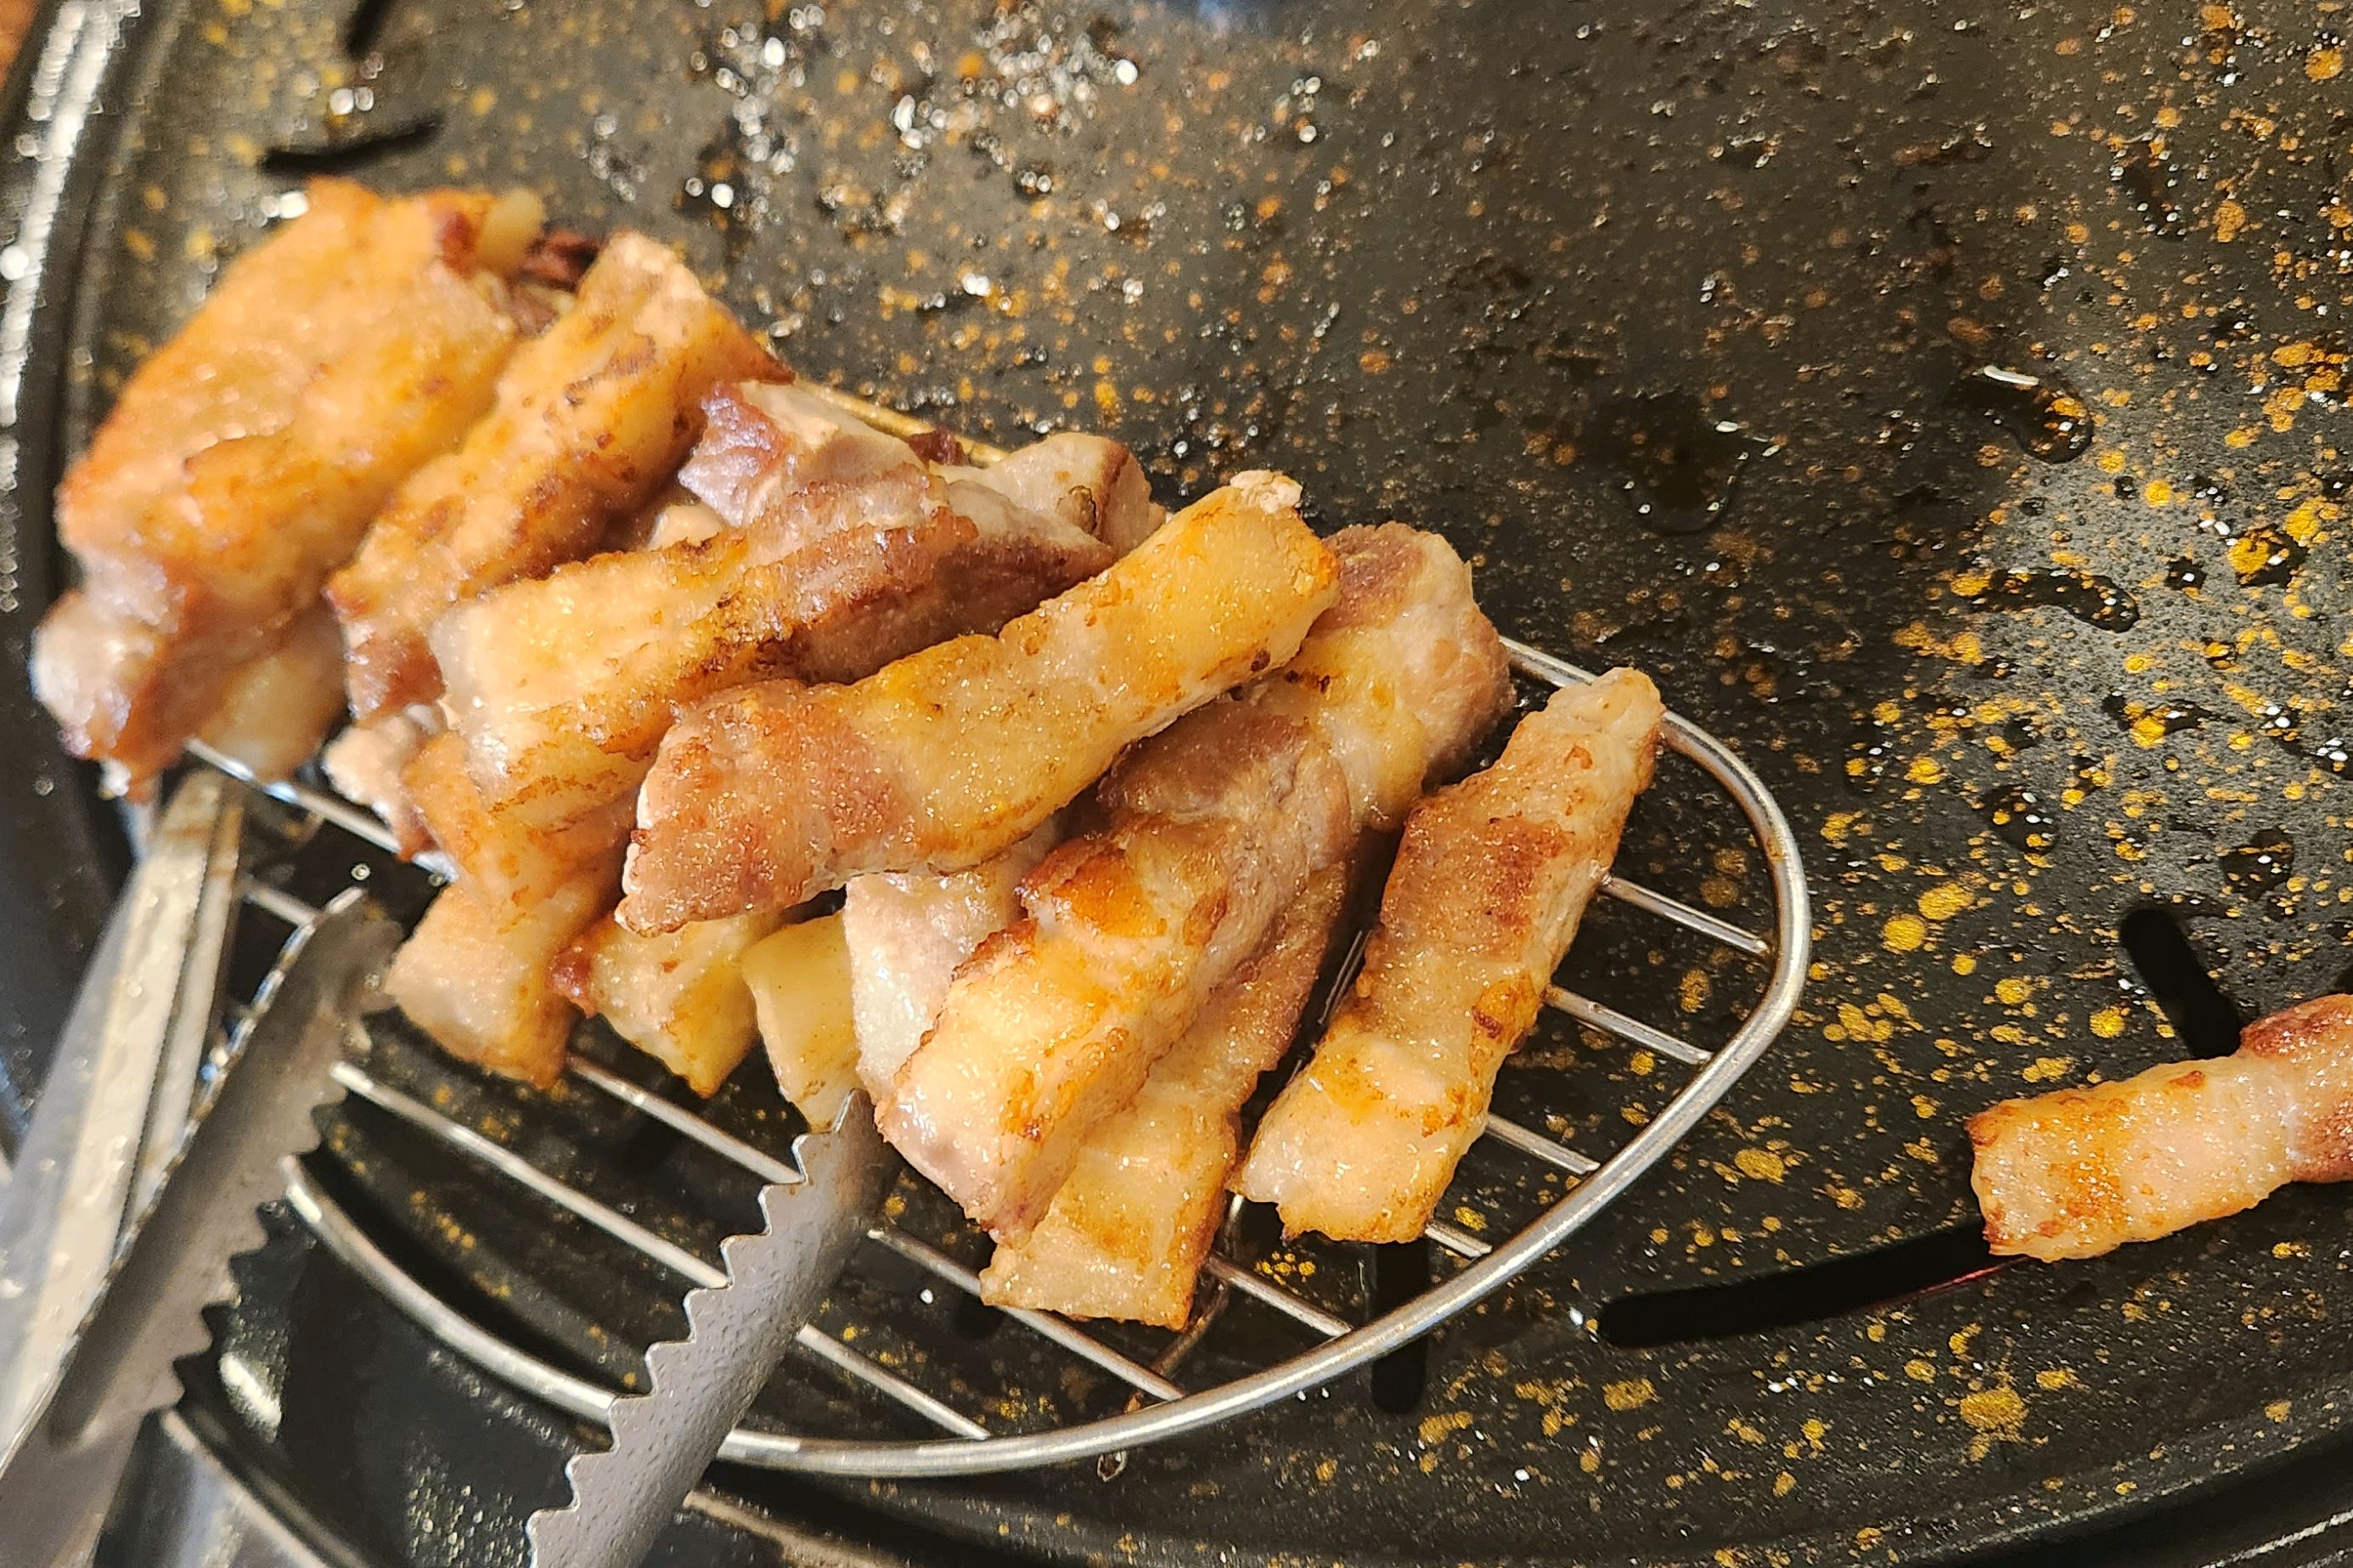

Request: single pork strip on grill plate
left=431, top=387, right=1127, bottom=837
left=882, top=525, right=1511, bottom=1238
left=1234, top=668, right=1663, bottom=1243
left=1968, top=993, right=2353, bottom=1262
left=979, top=863, right=1349, bottom=1327
left=329, top=231, right=784, bottom=722
left=35, top=179, right=543, bottom=791
left=617, top=469, right=1339, bottom=931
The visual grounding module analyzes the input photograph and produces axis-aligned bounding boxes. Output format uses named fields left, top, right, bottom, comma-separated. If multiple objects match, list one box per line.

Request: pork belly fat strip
left=432, top=388, right=1124, bottom=837
left=842, top=819, right=1065, bottom=1097
left=880, top=523, right=1510, bottom=1236
left=882, top=699, right=1351, bottom=1234
left=193, top=605, right=347, bottom=784
left=743, top=913, right=863, bottom=1123
left=979, top=863, right=1349, bottom=1328
left=1247, top=522, right=1514, bottom=829
left=384, top=851, right=621, bottom=1089
left=553, top=910, right=784, bottom=1097
left=330, top=231, right=785, bottom=722
left=617, top=469, right=1339, bottom=931
left=1968, top=994, right=2353, bottom=1262
left=1233, top=669, right=1664, bottom=1243
left=35, top=182, right=544, bottom=789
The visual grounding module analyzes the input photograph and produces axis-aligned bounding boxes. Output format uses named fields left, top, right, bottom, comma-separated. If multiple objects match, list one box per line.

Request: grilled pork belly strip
left=384, top=852, right=621, bottom=1088
left=553, top=910, right=785, bottom=1097
left=401, top=731, right=632, bottom=902
left=1968, top=994, right=2353, bottom=1262
left=433, top=389, right=1122, bottom=837
left=617, top=470, right=1338, bottom=932
left=329, top=232, right=785, bottom=722
left=742, top=913, right=863, bottom=1122
left=979, top=863, right=1349, bottom=1328
left=1247, top=523, right=1516, bottom=830
left=194, top=606, right=348, bottom=784
left=320, top=707, right=444, bottom=863
left=879, top=523, right=1511, bottom=1237
left=883, top=699, right=1352, bottom=1234
left=1233, top=669, right=1663, bottom=1243
left=841, top=820, right=1065, bottom=1097
left=35, top=181, right=543, bottom=790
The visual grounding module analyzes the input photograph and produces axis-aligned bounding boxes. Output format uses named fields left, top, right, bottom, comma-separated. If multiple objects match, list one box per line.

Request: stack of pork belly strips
left=36, top=177, right=1671, bottom=1327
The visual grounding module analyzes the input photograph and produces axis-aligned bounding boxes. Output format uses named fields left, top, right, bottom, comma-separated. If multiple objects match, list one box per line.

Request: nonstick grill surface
left=8, top=0, right=2353, bottom=1563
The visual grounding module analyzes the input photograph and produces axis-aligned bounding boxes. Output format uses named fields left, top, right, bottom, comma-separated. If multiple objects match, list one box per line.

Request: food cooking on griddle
left=1234, top=669, right=1664, bottom=1243
left=32, top=175, right=1676, bottom=1327
left=1969, top=993, right=2353, bottom=1262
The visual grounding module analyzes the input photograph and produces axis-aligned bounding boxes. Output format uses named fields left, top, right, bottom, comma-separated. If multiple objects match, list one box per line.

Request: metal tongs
left=525, top=1098, right=891, bottom=1567
left=0, top=774, right=398, bottom=1567
left=0, top=768, right=887, bottom=1566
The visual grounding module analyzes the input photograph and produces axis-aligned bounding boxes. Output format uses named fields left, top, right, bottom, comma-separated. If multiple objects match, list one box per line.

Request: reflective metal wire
left=210, top=633, right=1808, bottom=1476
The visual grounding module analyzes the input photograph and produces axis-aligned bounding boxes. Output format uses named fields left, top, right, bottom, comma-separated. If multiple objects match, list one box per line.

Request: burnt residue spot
left=1951, top=366, right=2092, bottom=462
left=258, top=116, right=443, bottom=176
left=1367, top=1238, right=1431, bottom=1414
left=2165, top=554, right=2207, bottom=591
left=2119, top=907, right=2245, bottom=1057
left=1579, top=392, right=1766, bottom=536
left=2230, top=525, right=2308, bottom=587
left=2221, top=829, right=2296, bottom=896
left=1596, top=1226, right=2003, bottom=1348
left=1966, top=566, right=2141, bottom=632
left=1446, top=251, right=1534, bottom=295
left=2114, top=138, right=2186, bottom=237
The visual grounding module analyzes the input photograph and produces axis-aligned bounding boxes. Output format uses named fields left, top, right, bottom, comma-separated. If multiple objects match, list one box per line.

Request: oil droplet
left=2103, top=693, right=2215, bottom=745
left=2220, top=829, right=2294, bottom=894
left=2229, top=526, right=2307, bottom=586
left=1964, top=566, right=2141, bottom=631
left=2114, top=139, right=2186, bottom=238
left=1982, top=785, right=2056, bottom=853
left=1579, top=392, right=1767, bottom=536
left=1952, top=367, right=2092, bottom=462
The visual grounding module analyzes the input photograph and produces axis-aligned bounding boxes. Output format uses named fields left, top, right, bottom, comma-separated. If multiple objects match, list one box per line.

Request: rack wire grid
left=155, top=388, right=1811, bottom=1477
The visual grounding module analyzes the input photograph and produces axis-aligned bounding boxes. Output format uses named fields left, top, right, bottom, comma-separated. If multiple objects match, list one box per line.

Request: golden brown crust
left=881, top=699, right=1354, bottom=1235
left=554, top=909, right=783, bottom=1095
left=1968, top=992, right=2353, bottom=1261
left=329, top=233, right=785, bottom=721
left=978, top=863, right=1348, bottom=1326
left=431, top=400, right=1118, bottom=840
left=1233, top=669, right=1663, bottom=1242
left=617, top=473, right=1338, bottom=930
left=35, top=181, right=543, bottom=787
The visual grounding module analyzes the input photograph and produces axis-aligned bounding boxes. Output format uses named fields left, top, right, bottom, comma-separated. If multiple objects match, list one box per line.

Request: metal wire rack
left=178, top=628, right=1810, bottom=1478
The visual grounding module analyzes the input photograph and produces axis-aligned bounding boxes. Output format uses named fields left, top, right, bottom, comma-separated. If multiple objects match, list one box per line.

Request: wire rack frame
left=183, top=627, right=1810, bottom=1479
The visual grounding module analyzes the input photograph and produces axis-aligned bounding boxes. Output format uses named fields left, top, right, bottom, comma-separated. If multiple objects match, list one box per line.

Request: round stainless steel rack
left=150, top=387, right=1814, bottom=1478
